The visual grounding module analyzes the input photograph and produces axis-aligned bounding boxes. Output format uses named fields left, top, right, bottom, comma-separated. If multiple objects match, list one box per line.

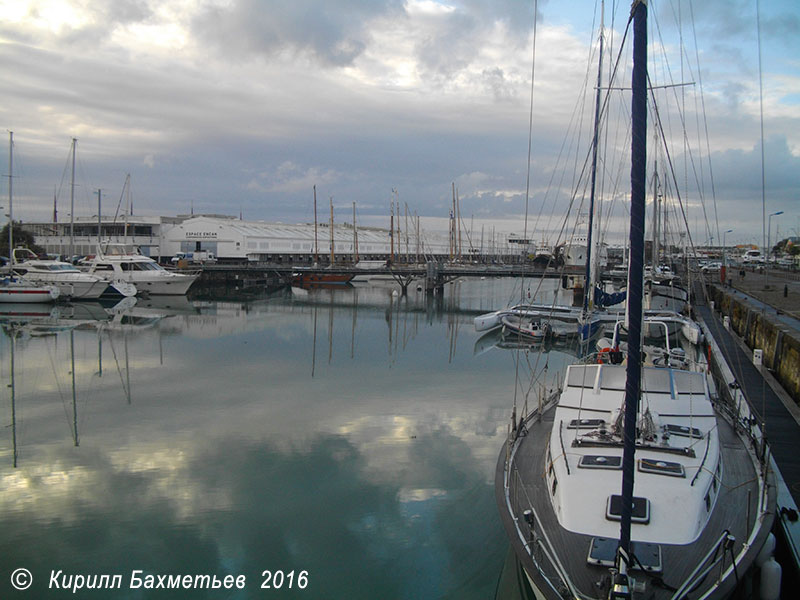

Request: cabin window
left=551, top=477, right=558, bottom=497
left=704, top=492, right=711, bottom=512
left=578, top=455, right=622, bottom=470
left=638, top=458, right=685, bottom=478
left=606, top=495, right=650, bottom=524
left=95, top=264, right=113, bottom=271
left=568, top=419, right=606, bottom=430
left=664, top=424, right=703, bottom=439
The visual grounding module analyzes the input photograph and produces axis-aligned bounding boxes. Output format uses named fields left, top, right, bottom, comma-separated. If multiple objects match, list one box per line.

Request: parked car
left=700, top=261, right=722, bottom=273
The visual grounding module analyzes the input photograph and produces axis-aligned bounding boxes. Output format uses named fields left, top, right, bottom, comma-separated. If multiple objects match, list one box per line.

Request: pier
left=194, top=261, right=582, bottom=295
left=696, top=275, right=800, bottom=584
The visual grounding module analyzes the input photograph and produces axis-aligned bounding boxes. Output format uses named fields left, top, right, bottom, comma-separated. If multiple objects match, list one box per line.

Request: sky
left=1, top=0, right=798, bottom=249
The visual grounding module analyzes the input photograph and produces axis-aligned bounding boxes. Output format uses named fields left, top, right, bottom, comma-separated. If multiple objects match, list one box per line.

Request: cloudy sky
left=1, top=0, right=798, bottom=248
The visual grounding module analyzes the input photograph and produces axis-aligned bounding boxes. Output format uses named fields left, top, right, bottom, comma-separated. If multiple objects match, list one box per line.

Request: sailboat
left=1, top=132, right=60, bottom=304
left=495, top=3, right=775, bottom=598
left=292, top=187, right=354, bottom=287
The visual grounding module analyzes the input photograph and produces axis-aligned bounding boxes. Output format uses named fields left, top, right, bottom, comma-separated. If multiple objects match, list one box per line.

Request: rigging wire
left=513, top=0, right=539, bottom=416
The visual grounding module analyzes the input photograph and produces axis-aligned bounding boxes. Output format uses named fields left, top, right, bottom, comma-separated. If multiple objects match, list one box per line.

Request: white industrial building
left=22, top=214, right=467, bottom=263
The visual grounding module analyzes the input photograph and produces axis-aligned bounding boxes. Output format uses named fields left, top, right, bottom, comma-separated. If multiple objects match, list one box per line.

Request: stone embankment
left=706, top=275, right=800, bottom=406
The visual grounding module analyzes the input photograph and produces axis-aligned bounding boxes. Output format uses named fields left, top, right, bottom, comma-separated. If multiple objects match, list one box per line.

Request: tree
left=0, top=222, right=46, bottom=260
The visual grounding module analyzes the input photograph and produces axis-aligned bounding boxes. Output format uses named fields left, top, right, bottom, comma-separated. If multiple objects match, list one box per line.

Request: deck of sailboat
left=497, top=400, right=775, bottom=599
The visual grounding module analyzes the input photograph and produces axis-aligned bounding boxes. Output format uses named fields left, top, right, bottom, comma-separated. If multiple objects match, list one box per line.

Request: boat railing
left=669, top=530, right=736, bottom=600
left=505, top=459, right=586, bottom=599
left=502, top=386, right=593, bottom=600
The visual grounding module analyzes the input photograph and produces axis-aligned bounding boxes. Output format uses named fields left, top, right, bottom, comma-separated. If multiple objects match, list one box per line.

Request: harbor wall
left=706, top=285, right=800, bottom=406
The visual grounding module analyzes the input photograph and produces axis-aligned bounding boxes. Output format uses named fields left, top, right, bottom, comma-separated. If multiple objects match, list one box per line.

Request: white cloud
left=0, top=0, right=797, bottom=241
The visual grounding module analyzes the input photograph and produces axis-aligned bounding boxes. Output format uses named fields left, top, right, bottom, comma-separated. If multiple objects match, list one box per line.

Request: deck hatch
left=587, top=538, right=662, bottom=573
left=664, top=424, right=703, bottom=439
left=578, top=455, right=622, bottom=469
left=606, top=495, right=650, bottom=524
left=568, top=418, right=606, bottom=430
left=638, top=457, right=686, bottom=477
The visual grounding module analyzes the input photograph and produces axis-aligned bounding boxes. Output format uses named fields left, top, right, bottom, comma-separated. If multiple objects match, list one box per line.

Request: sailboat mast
left=619, top=0, right=648, bottom=567
left=389, top=191, right=395, bottom=263
left=97, top=189, right=102, bottom=245
left=313, top=185, right=319, bottom=263
left=329, top=197, right=334, bottom=265
left=8, top=132, right=13, bottom=263
left=652, top=165, right=660, bottom=267
left=353, top=201, right=359, bottom=263
left=70, top=138, right=76, bottom=259
left=584, top=0, right=605, bottom=314
left=123, top=173, right=130, bottom=244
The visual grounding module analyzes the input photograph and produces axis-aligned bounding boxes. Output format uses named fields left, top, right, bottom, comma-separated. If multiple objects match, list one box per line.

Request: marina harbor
left=2, top=0, right=798, bottom=598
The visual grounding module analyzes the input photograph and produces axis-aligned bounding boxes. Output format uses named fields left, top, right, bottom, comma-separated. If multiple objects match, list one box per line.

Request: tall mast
left=353, top=201, right=359, bottom=263
left=584, top=0, right=605, bottom=315
left=123, top=173, right=131, bottom=244
left=404, top=203, right=409, bottom=262
left=97, top=189, right=102, bottom=245
left=652, top=162, right=660, bottom=267
left=619, top=0, right=648, bottom=575
left=456, top=188, right=462, bottom=260
left=396, top=195, right=401, bottom=263
left=8, top=132, right=13, bottom=264
left=389, top=190, right=395, bottom=263
left=329, top=196, right=334, bottom=265
left=415, top=211, right=420, bottom=263
left=69, top=138, right=76, bottom=259
left=313, top=185, right=318, bottom=264
left=450, top=183, right=456, bottom=260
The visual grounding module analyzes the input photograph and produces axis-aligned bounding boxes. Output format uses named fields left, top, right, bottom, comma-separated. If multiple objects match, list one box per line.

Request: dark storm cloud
left=192, top=0, right=406, bottom=66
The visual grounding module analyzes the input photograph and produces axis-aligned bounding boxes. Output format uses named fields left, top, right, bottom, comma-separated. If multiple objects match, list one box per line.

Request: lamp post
left=768, top=211, right=784, bottom=263
left=722, top=229, right=733, bottom=285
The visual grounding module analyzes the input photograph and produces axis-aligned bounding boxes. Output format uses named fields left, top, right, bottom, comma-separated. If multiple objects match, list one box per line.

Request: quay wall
left=707, top=285, right=800, bottom=406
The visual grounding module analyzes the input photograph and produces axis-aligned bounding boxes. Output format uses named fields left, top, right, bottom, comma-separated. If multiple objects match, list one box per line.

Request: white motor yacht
left=12, top=248, right=111, bottom=299
left=80, top=244, right=199, bottom=296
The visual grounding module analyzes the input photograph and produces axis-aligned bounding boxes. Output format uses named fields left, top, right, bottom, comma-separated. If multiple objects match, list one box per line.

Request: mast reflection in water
left=0, top=280, right=577, bottom=599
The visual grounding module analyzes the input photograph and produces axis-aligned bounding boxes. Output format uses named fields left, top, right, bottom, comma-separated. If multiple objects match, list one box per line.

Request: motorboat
left=0, top=276, right=60, bottom=303
left=11, top=248, right=111, bottom=299
left=80, top=243, right=198, bottom=296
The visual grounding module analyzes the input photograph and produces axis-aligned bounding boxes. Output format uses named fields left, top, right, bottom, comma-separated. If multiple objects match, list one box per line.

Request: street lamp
left=723, top=229, right=733, bottom=262
left=768, top=211, right=784, bottom=263
left=722, top=229, right=733, bottom=285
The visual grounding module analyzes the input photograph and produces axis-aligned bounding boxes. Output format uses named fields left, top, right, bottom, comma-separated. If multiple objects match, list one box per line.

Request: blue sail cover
left=594, top=285, right=627, bottom=307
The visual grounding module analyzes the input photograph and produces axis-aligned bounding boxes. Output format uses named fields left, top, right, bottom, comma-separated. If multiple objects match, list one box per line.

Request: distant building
left=21, top=214, right=460, bottom=263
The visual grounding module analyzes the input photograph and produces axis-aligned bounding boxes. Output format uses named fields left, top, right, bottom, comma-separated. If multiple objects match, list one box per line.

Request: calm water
left=0, top=278, right=578, bottom=599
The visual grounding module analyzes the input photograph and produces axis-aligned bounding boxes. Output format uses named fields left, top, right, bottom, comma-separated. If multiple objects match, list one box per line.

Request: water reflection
left=0, top=279, right=575, bottom=599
